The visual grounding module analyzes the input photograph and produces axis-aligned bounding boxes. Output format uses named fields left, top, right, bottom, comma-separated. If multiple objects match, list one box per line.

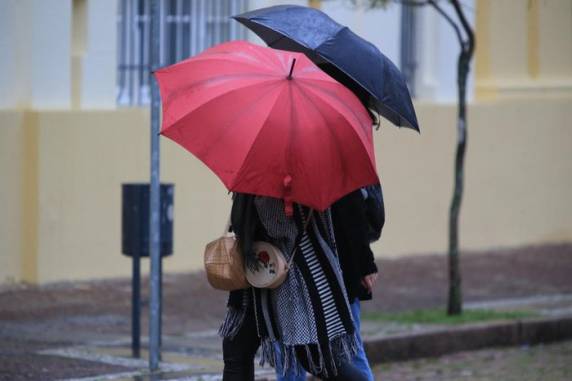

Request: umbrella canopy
left=155, top=40, right=378, bottom=213
left=233, top=4, right=420, bottom=132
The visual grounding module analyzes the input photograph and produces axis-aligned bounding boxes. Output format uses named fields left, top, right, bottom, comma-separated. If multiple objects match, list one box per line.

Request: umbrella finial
left=287, top=59, right=297, bottom=80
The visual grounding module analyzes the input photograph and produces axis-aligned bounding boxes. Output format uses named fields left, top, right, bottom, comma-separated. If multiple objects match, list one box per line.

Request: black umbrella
left=233, top=4, right=419, bottom=132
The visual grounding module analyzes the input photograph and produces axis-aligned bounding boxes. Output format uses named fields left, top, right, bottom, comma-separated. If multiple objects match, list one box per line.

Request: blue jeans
left=275, top=299, right=374, bottom=381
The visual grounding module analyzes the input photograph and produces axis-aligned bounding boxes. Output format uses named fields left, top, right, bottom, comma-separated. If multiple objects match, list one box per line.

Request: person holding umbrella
left=222, top=194, right=371, bottom=380
left=329, top=185, right=385, bottom=381
left=274, top=185, right=384, bottom=381
left=232, top=7, right=419, bottom=379
left=155, top=41, right=380, bottom=380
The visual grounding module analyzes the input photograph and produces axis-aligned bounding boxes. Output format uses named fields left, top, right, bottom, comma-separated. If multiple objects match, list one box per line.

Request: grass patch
left=362, top=308, right=537, bottom=325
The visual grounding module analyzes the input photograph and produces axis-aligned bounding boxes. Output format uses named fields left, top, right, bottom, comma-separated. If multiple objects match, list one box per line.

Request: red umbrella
left=155, top=40, right=378, bottom=214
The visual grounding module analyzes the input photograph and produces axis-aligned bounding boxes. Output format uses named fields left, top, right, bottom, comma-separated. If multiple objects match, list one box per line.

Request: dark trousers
left=222, top=305, right=261, bottom=381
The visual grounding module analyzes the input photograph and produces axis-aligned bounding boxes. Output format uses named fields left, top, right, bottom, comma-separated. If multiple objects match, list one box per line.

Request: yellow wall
left=0, top=111, right=25, bottom=284
left=1, top=109, right=232, bottom=283
left=476, top=0, right=572, bottom=99
left=373, top=97, right=572, bottom=257
left=2, top=97, right=571, bottom=283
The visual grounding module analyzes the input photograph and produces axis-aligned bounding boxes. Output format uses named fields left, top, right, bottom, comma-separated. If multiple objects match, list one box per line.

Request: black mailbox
left=122, top=183, right=174, bottom=257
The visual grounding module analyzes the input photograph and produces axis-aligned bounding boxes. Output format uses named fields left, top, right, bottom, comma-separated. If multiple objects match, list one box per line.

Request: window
left=117, top=0, right=249, bottom=106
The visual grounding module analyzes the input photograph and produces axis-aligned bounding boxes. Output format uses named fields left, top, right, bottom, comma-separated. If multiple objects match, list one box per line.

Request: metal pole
left=159, top=254, right=163, bottom=349
left=149, top=0, right=161, bottom=371
left=131, top=253, right=141, bottom=358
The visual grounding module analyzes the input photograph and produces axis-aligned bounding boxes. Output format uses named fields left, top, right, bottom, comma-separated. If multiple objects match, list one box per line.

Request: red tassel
left=283, top=175, right=293, bottom=217
left=284, top=200, right=294, bottom=217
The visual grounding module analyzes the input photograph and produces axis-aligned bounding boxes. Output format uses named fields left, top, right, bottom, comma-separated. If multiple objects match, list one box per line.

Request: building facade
left=1, top=0, right=571, bottom=284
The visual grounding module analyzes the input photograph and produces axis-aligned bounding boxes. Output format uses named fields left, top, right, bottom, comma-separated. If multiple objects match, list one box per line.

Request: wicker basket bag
left=204, top=225, right=249, bottom=291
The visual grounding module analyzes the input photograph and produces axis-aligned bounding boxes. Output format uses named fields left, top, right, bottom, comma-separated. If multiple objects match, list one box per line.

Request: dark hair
left=230, top=193, right=262, bottom=270
left=317, top=62, right=380, bottom=129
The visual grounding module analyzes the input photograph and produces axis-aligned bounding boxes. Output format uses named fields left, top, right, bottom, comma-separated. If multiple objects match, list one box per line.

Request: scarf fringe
left=259, top=339, right=276, bottom=368
left=258, top=332, right=360, bottom=378
left=218, top=306, right=246, bottom=339
left=305, top=344, right=320, bottom=376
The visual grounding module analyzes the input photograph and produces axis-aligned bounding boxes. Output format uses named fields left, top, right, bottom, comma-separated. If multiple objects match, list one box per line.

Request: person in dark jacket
left=333, top=186, right=384, bottom=302
left=330, top=186, right=384, bottom=381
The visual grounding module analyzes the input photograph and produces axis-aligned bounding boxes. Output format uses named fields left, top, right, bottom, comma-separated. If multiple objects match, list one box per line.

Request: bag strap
left=223, top=213, right=233, bottom=237
left=286, top=209, right=314, bottom=269
left=226, top=204, right=314, bottom=268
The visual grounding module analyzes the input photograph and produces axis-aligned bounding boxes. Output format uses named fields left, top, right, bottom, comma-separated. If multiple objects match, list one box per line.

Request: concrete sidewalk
left=1, top=243, right=571, bottom=380
left=9, top=294, right=572, bottom=381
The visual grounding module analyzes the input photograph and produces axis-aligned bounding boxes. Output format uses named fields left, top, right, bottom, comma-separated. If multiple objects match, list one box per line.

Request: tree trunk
left=447, top=0, right=474, bottom=316
left=362, top=0, right=475, bottom=316
left=447, top=50, right=469, bottom=315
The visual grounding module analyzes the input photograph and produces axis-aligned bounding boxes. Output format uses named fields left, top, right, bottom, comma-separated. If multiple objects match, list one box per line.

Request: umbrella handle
left=222, top=216, right=233, bottom=237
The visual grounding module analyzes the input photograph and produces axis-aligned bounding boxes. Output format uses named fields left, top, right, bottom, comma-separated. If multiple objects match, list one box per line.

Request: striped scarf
left=220, top=197, right=358, bottom=377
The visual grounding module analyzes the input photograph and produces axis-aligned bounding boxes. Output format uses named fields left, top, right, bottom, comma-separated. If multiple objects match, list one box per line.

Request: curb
left=364, top=315, right=572, bottom=364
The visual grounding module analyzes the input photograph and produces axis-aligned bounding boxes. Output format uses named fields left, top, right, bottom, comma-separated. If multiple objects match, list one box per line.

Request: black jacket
left=331, top=189, right=384, bottom=301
